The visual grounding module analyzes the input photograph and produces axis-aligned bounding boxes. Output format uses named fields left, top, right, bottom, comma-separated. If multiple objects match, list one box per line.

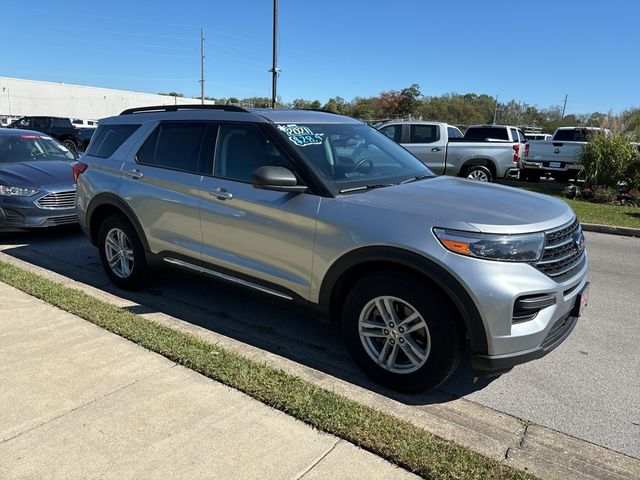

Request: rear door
left=199, top=123, right=319, bottom=300
left=118, top=121, right=210, bottom=258
left=402, top=124, right=446, bottom=174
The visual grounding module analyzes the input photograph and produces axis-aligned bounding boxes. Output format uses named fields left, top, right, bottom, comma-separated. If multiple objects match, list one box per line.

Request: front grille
left=43, top=214, right=78, bottom=226
left=534, top=218, right=585, bottom=281
left=35, top=190, right=76, bottom=210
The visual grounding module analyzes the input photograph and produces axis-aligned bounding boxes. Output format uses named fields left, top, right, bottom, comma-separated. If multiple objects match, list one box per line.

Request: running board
left=163, top=257, right=293, bottom=301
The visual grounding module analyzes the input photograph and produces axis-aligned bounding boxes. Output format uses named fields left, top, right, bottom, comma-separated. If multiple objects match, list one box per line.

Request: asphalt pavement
left=0, top=227, right=638, bottom=460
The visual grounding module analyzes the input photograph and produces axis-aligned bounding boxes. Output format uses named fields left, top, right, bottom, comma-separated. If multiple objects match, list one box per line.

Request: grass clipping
left=0, top=260, right=535, bottom=480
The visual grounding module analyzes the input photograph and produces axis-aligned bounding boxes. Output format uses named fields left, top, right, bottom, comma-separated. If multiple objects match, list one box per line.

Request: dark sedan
left=0, top=129, right=79, bottom=231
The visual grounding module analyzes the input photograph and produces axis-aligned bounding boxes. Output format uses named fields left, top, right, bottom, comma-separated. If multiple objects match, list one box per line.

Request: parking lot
left=0, top=227, right=637, bottom=460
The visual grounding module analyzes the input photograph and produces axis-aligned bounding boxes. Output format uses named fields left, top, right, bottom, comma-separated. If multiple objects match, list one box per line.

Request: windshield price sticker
left=278, top=124, right=324, bottom=147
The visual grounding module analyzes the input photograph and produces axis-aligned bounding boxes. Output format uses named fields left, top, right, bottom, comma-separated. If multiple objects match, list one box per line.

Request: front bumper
left=0, top=200, right=77, bottom=231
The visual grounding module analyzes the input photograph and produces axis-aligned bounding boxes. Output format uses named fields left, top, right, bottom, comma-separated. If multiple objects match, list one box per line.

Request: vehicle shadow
left=0, top=228, right=498, bottom=406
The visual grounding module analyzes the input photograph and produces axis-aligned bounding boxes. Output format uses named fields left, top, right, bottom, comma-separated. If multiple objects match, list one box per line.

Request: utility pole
left=199, top=28, right=205, bottom=105
left=493, top=94, right=499, bottom=124
left=270, top=0, right=279, bottom=108
left=561, top=94, right=568, bottom=118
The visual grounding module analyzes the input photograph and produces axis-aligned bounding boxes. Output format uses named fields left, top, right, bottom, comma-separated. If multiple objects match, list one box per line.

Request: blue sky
left=2, top=0, right=638, bottom=113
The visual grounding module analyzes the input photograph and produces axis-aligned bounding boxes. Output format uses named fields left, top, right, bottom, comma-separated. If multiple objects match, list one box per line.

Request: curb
left=582, top=223, right=640, bottom=238
left=1, top=250, right=639, bottom=480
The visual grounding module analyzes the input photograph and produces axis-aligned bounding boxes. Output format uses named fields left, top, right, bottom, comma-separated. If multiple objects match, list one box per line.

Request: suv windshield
left=275, top=123, right=431, bottom=192
left=0, top=134, right=76, bottom=163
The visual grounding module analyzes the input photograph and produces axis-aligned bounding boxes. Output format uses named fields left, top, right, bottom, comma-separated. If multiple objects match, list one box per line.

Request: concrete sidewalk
left=0, top=282, right=417, bottom=480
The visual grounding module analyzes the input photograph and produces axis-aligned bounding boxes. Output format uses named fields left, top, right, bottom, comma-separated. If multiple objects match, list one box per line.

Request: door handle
left=431, top=147, right=442, bottom=152
left=124, top=169, right=144, bottom=180
left=210, top=187, right=233, bottom=200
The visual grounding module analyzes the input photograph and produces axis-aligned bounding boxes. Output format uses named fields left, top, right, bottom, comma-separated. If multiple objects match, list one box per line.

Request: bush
left=591, top=186, right=617, bottom=203
left=580, top=134, right=639, bottom=188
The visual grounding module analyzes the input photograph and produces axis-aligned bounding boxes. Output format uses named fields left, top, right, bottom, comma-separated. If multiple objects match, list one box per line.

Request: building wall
left=0, top=76, right=213, bottom=121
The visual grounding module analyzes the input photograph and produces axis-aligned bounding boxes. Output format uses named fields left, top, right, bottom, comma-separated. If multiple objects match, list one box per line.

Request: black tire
left=98, top=213, right=150, bottom=290
left=62, top=139, right=78, bottom=152
left=463, top=165, right=493, bottom=182
left=341, top=271, right=465, bottom=392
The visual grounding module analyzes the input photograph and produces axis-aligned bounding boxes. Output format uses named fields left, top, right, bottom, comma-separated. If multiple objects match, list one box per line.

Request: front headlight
left=434, top=228, right=544, bottom=262
left=0, top=185, right=39, bottom=196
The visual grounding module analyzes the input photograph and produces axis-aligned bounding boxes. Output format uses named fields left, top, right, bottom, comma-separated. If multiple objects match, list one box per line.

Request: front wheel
left=98, top=213, right=149, bottom=290
left=341, top=271, right=465, bottom=392
left=463, top=165, right=492, bottom=182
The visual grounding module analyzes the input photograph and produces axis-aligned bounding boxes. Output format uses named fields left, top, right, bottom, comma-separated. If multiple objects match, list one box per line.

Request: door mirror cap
left=251, top=166, right=307, bottom=193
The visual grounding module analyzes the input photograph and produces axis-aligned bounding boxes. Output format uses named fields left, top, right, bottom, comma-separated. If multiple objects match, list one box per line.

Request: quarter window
left=409, top=125, right=440, bottom=144
left=214, top=124, right=294, bottom=182
left=447, top=127, right=463, bottom=138
left=88, top=124, right=140, bottom=159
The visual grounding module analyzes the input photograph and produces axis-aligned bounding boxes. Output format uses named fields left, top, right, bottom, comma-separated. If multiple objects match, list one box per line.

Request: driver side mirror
left=251, top=166, right=307, bottom=194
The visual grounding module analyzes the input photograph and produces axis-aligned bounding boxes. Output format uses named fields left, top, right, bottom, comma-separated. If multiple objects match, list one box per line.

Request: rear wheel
left=463, top=165, right=492, bottom=182
left=98, top=213, right=149, bottom=290
left=341, top=271, right=465, bottom=392
left=62, top=139, right=78, bottom=152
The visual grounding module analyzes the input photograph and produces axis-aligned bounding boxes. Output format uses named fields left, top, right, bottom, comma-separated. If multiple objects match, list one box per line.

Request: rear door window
left=136, top=122, right=209, bottom=173
left=409, top=124, right=440, bottom=144
left=87, top=124, right=140, bottom=158
left=464, top=127, right=509, bottom=141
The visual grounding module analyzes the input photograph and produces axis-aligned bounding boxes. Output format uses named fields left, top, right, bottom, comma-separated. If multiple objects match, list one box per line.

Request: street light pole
left=200, top=28, right=205, bottom=105
left=270, top=0, right=279, bottom=108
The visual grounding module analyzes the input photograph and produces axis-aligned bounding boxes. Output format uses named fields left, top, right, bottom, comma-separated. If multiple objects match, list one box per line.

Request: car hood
left=340, top=176, right=575, bottom=234
left=0, top=160, right=75, bottom=190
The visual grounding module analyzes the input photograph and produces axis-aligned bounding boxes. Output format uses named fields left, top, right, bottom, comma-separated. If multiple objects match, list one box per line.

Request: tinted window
left=215, top=124, right=293, bottom=182
left=518, top=130, right=527, bottom=142
left=0, top=134, right=76, bottom=163
left=136, top=123, right=207, bottom=173
left=13, top=117, right=32, bottom=128
left=32, top=118, right=50, bottom=130
left=553, top=129, right=597, bottom=142
left=510, top=128, right=518, bottom=142
left=87, top=124, right=140, bottom=158
left=379, top=125, right=402, bottom=143
left=464, top=127, right=509, bottom=141
left=52, top=118, right=70, bottom=128
left=409, top=125, right=439, bottom=143
left=447, top=127, right=463, bottom=138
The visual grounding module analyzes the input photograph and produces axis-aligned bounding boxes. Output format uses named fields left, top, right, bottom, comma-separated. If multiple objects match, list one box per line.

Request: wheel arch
left=86, top=193, right=150, bottom=252
left=319, top=246, right=489, bottom=354
left=460, top=159, right=496, bottom=179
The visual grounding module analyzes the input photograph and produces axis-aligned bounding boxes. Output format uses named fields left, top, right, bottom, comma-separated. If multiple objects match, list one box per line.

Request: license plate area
left=571, top=284, right=589, bottom=317
left=549, top=161, right=562, bottom=168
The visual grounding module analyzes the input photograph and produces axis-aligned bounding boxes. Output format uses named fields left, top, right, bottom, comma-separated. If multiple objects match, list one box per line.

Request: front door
left=403, top=124, right=446, bottom=174
left=199, top=123, right=319, bottom=300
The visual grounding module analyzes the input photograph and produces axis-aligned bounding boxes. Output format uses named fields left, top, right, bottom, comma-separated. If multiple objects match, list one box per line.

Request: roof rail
left=120, top=104, right=249, bottom=115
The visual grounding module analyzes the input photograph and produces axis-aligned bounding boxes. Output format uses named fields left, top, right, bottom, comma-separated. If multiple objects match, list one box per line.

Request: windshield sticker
left=277, top=124, right=324, bottom=147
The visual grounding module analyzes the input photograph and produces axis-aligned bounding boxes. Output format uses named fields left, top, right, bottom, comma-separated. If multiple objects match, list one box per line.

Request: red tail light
left=524, top=143, right=530, bottom=158
left=512, top=144, right=520, bottom=163
left=72, top=162, right=88, bottom=183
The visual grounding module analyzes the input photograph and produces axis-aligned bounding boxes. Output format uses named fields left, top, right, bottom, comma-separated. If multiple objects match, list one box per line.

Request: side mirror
left=251, top=166, right=307, bottom=193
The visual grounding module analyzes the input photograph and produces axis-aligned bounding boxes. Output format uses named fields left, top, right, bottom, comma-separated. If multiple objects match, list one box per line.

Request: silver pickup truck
left=375, top=121, right=525, bottom=182
left=521, top=127, right=611, bottom=182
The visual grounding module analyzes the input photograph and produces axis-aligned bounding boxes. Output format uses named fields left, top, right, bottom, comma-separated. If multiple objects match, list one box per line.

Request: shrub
left=591, top=186, right=617, bottom=203
left=580, top=134, right=639, bottom=188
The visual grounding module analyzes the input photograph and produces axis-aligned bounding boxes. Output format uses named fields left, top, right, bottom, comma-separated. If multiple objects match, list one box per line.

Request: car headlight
left=433, top=228, right=544, bottom=262
left=0, top=185, right=39, bottom=196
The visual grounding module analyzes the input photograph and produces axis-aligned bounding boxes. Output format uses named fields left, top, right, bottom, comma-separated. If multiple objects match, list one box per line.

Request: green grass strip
left=0, top=260, right=535, bottom=480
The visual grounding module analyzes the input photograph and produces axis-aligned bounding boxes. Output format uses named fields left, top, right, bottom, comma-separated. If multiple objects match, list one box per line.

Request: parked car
left=521, top=127, right=611, bottom=182
left=525, top=133, right=552, bottom=141
left=75, top=105, right=589, bottom=392
left=375, top=121, right=524, bottom=182
left=71, top=118, right=99, bottom=129
left=0, top=129, right=78, bottom=231
left=7, top=116, right=95, bottom=152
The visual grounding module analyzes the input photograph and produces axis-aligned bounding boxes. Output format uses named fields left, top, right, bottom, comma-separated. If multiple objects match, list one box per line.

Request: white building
left=0, top=76, right=213, bottom=125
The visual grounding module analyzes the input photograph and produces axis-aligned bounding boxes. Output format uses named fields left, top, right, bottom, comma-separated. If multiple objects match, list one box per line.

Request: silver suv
left=75, top=105, right=589, bottom=392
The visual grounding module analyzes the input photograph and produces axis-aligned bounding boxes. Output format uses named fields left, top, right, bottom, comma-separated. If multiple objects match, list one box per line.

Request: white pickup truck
left=375, top=121, right=525, bottom=182
left=521, top=126, right=611, bottom=182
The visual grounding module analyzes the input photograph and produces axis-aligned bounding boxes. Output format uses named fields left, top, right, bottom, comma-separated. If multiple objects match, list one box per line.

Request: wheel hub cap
left=358, top=296, right=431, bottom=374
left=105, top=228, right=134, bottom=279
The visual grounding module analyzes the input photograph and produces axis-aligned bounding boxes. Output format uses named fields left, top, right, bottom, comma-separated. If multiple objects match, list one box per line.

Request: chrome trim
left=163, top=257, right=293, bottom=301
